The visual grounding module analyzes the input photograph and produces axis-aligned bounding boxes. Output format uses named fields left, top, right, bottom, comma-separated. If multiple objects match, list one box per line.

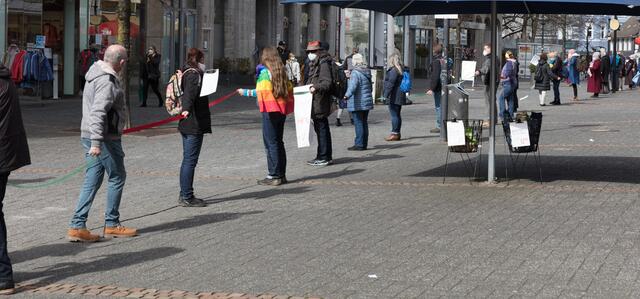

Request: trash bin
left=440, top=83, right=470, bottom=141
left=445, top=83, right=469, bottom=120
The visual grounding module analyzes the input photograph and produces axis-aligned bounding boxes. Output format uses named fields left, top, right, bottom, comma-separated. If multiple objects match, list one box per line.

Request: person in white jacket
left=285, top=53, right=301, bottom=86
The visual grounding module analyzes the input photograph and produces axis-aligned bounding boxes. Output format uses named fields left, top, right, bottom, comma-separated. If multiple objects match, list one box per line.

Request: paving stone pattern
left=5, top=82, right=640, bottom=298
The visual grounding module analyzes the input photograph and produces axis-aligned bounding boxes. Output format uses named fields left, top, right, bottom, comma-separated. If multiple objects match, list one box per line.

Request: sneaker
left=430, top=128, right=441, bottom=134
left=539, top=103, right=546, bottom=106
left=258, top=177, right=284, bottom=186
left=104, top=225, right=138, bottom=238
left=348, top=146, right=365, bottom=151
left=179, top=196, right=207, bottom=207
left=336, top=119, right=343, bottom=127
left=307, top=159, right=331, bottom=166
left=67, top=228, right=100, bottom=243
left=0, top=281, right=15, bottom=295
left=550, top=101, right=561, bottom=105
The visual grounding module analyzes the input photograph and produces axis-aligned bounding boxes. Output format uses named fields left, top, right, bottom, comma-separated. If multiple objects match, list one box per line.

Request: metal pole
left=440, top=18, right=450, bottom=141
left=488, top=0, right=497, bottom=183
left=612, top=15, right=618, bottom=93
left=541, top=17, right=545, bottom=52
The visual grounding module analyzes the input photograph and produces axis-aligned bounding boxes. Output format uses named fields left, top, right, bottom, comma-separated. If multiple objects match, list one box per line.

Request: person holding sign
left=237, top=47, right=294, bottom=186
left=177, top=48, right=211, bottom=207
left=343, top=53, right=373, bottom=151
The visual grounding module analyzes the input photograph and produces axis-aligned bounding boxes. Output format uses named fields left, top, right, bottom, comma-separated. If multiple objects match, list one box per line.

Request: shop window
left=344, top=9, right=369, bottom=63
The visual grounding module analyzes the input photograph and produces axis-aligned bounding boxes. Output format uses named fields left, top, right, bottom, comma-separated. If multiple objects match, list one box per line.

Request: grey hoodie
left=80, top=60, right=125, bottom=147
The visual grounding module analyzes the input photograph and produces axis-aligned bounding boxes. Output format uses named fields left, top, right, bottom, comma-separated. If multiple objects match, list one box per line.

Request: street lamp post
left=541, top=15, right=546, bottom=52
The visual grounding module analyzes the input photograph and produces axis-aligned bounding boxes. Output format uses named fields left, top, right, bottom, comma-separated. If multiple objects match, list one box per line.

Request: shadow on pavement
left=370, top=143, right=422, bottom=150
left=138, top=211, right=263, bottom=234
left=11, top=243, right=92, bottom=265
left=412, top=154, right=640, bottom=184
left=204, top=187, right=312, bottom=204
left=8, top=177, right=54, bottom=185
left=332, top=154, right=404, bottom=164
left=14, top=247, right=184, bottom=285
left=294, top=169, right=365, bottom=182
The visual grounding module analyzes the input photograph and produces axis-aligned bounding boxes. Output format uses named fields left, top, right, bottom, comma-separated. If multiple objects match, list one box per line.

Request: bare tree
left=117, top=0, right=132, bottom=129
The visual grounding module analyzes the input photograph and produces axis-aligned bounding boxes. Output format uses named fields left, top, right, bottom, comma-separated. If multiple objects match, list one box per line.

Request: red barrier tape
left=123, top=91, right=237, bottom=135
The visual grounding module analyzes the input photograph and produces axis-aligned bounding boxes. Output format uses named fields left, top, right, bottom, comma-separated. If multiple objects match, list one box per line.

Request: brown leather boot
left=104, top=225, right=137, bottom=238
left=67, top=228, right=100, bottom=243
left=385, top=134, right=401, bottom=141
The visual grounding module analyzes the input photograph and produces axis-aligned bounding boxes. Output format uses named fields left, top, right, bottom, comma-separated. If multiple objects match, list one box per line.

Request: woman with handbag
left=383, top=52, right=407, bottom=141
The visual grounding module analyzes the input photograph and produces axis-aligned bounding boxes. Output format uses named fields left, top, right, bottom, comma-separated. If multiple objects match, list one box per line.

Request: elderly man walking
left=67, top=45, right=137, bottom=242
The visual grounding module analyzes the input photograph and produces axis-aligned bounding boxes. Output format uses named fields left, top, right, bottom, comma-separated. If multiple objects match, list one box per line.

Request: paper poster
left=447, top=121, right=466, bottom=147
left=294, top=85, right=313, bottom=148
left=461, top=60, right=477, bottom=82
left=530, top=54, right=540, bottom=66
left=199, top=69, right=219, bottom=97
left=509, top=122, right=531, bottom=147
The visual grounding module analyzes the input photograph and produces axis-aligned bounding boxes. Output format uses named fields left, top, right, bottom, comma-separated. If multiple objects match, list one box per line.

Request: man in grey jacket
left=68, top=45, right=137, bottom=242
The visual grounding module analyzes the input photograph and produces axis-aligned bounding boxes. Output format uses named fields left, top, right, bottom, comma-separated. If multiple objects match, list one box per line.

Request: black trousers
left=0, top=173, right=13, bottom=285
left=312, top=117, right=333, bottom=161
left=143, top=79, right=163, bottom=106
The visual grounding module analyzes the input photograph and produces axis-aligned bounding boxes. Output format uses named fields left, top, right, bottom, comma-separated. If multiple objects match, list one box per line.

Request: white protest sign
left=447, top=121, right=466, bottom=147
left=294, top=85, right=313, bottom=148
left=460, top=60, right=477, bottom=82
left=530, top=55, right=540, bottom=66
left=199, top=69, right=219, bottom=97
left=509, top=122, right=531, bottom=148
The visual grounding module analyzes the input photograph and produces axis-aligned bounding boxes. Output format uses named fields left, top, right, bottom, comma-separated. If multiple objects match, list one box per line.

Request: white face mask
left=308, top=53, right=318, bottom=61
left=483, top=49, right=490, bottom=56
left=198, top=63, right=206, bottom=72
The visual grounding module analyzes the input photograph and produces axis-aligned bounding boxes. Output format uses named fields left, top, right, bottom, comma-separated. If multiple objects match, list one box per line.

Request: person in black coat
left=177, top=48, right=211, bottom=207
left=549, top=52, right=564, bottom=105
left=0, top=63, right=31, bottom=295
left=600, top=49, right=611, bottom=92
left=427, top=44, right=444, bottom=134
left=306, top=41, right=334, bottom=166
left=534, top=53, right=559, bottom=106
left=141, top=46, right=163, bottom=107
left=383, top=51, right=407, bottom=141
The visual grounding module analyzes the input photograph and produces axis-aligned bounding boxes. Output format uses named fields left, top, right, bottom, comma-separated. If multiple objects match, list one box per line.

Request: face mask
left=549, top=58, right=556, bottom=64
left=198, top=63, right=206, bottom=72
left=483, top=50, right=490, bottom=56
left=308, top=53, right=318, bottom=61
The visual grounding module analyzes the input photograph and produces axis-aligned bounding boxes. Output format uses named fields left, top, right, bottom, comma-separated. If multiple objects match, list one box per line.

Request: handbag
left=633, top=70, right=640, bottom=86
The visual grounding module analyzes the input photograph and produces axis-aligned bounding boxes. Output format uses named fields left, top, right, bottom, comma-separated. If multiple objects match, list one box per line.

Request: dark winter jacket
left=0, top=64, right=30, bottom=174
left=383, top=67, right=407, bottom=106
left=600, top=55, right=611, bottom=83
left=534, top=60, right=559, bottom=91
left=428, top=55, right=443, bottom=93
left=307, top=52, right=334, bottom=119
left=550, top=57, right=563, bottom=81
left=178, top=66, right=212, bottom=135
left=144, top=54, right=161, bottom=81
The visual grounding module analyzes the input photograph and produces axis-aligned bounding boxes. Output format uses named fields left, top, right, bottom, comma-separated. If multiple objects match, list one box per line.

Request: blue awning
left=280, top=0, right=640, bottom=16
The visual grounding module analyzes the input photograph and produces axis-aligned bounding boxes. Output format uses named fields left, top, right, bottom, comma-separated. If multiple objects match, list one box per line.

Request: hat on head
left=306, top=41, right=322, bottom=52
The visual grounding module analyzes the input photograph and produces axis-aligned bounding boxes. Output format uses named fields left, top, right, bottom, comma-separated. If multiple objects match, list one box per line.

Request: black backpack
left=325, top=59, right=348, bottom=101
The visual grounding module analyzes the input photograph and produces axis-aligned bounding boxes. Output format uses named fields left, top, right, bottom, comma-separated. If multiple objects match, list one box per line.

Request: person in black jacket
left=476, top=44, right=497, bottom=123
left=306, top=41, right=334, bottom=166
left=0, top=63, right=31, bottom=295
left=141, top=46, right=163, bottom=107
left=177, top=48, right=211, bottom=207
left=534, top=53, right=559, bottom=106
left=426, top=44, right=444, bottom=134
left=600, top=48, right=611, bottom=93
left=549, top=52, right=564, bottom=105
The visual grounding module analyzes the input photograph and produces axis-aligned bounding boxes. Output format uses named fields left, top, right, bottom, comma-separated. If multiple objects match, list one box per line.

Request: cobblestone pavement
left=5, top=80, right=640, bottom=298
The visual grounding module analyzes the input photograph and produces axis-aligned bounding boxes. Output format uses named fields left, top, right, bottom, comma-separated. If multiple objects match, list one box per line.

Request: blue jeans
left=312, top=117, right=333, bottom=161
left=498, top=82, right=515, bottom=120
left=70, top=138, right=126, bottom=229
left=388, top=104, right=402, bottom=134
left=433, top=91, right=442, bottom=129
left=352, top=110, right=369, bottom=148
left=0, top=173, right=13, bottom=284
left=262, top=112, right=287, bottom=178
left=180, top=133, right=204, bottom=199
left=552, top=80, right=561, bottom=102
